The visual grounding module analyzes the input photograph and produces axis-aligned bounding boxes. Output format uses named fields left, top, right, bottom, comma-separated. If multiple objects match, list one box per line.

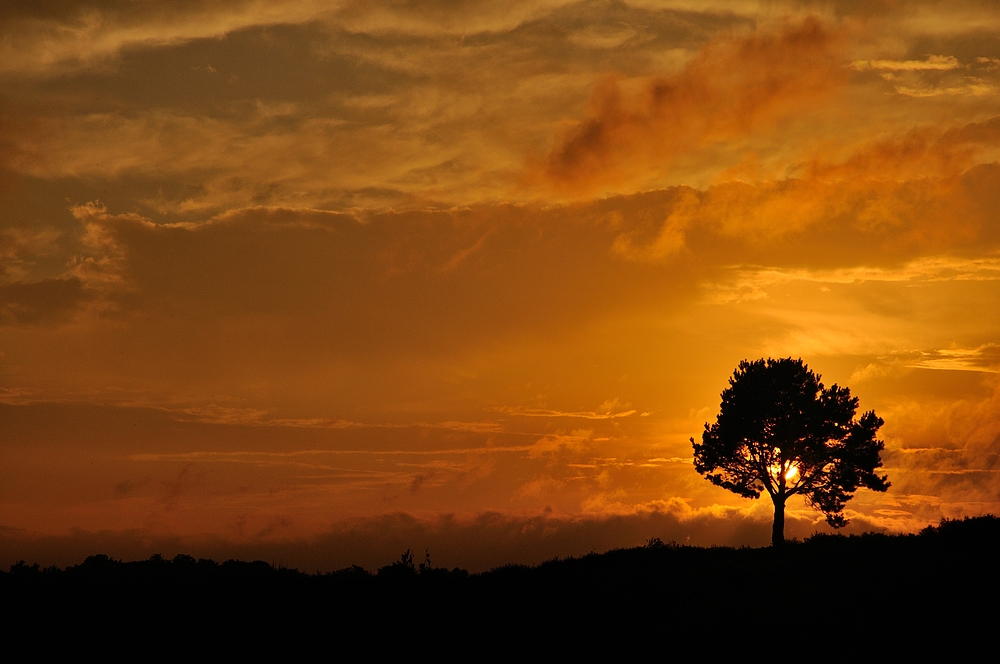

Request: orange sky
left=2, top=0, right=1000, bottom=571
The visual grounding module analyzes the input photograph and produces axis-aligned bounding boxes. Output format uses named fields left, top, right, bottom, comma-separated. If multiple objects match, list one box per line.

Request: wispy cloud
left=0, top=1, right=338, bottom=76
left=850, top=55, right=960, bottom=72
left=849, top=53, right=1000, bottom=98
left=168, top=404, right=509, bottom=434
left=128, top=446, right=534, bottom=463
left=894, top=83, right=996, bottom=98
left=907, top=345, right=1000, bottom=373
left=500, top=407, right=637, bottom=420
left=705, top=255, right=1000, bottom=304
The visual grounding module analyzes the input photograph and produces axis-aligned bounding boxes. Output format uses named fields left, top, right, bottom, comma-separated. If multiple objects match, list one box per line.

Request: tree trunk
left=771, top=495, right=786, bottom=547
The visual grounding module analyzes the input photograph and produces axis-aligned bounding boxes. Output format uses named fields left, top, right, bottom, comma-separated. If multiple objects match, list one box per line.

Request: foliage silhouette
left=378, top=548, right=417, bottom=578
left=692, top=357, right=889, bottom=546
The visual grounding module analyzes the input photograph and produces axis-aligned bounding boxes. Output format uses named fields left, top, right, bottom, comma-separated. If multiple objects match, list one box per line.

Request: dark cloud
left=0, top=277, right=88, bottom=325
left=113, top=476, right=150, bottom=497
left=792, top=0, right=999, bottom=20
left=0, top=505, right=888, bottom=573
left=0, top=0, right=245, bottom=23
left=535, top=18, right=846, bottom=193
left=805, top=116, right=1000, bottom=182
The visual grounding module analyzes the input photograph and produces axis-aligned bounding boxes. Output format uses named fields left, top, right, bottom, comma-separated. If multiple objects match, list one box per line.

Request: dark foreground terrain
left=3, top=516, right=998, bottom=657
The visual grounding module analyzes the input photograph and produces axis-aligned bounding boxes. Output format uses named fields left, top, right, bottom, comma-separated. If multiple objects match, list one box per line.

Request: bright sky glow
left=2, top=0, right=1000, bottom=571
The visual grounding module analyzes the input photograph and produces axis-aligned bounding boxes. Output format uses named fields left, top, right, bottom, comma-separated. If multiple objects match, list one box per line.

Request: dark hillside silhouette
left=693, top=358, right=889, bottom=546
left=2, top=516, right=998, bottom=657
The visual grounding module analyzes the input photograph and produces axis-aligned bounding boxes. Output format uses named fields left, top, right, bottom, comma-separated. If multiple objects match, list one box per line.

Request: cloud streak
left=850, top=55, right=960, bottom=71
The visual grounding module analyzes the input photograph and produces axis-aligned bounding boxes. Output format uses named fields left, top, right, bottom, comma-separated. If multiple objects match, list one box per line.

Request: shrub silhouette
left=2, top=516, right=999, bottom=657
left=378, top=549, right=417, bottom=578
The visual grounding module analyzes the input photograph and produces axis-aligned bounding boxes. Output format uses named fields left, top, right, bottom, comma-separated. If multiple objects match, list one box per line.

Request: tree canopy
left=691, top=357, right=889, bottom=546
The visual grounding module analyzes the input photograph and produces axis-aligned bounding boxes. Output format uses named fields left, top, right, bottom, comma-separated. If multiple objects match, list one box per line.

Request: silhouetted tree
left=691, top=358, right=889, bottom=546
